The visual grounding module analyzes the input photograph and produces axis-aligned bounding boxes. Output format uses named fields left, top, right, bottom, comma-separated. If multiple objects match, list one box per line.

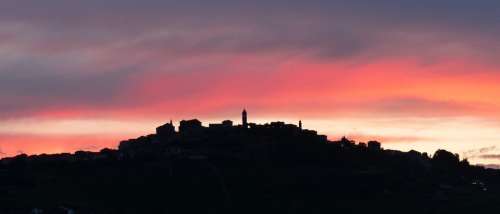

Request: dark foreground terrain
left=1, top=119, right=499, bottom=213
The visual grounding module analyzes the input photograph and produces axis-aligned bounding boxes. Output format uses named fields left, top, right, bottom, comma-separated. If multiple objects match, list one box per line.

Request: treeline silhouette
left=0, top=117, right=499, bottom=214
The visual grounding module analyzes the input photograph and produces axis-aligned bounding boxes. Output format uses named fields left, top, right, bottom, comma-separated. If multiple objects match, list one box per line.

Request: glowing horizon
left=2, top=114, right=500, bottom=165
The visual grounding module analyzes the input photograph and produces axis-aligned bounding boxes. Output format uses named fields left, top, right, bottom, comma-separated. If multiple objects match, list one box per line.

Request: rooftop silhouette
left=0, top=110, right=499, bottom=214
left=120, top=109, right=328, bottom=151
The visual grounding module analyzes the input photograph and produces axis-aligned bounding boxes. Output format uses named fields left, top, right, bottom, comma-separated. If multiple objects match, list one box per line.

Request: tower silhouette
left=299, top=120, right=302, bottom=130
left=242, top=109, right=248, bottom=128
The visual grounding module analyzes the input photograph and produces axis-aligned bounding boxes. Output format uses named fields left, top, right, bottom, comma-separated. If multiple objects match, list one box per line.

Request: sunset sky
left=1, top=1, right=500, bottom=165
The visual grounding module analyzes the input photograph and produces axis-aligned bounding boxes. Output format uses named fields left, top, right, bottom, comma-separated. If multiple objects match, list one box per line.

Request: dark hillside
left=1, top=118, right=499, bottom=213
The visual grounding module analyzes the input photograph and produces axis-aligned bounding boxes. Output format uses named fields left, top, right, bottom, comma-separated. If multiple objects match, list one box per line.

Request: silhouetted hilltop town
left=119, top=109, right=330, bottom=152
left=1, top=110, right=500, bottom=214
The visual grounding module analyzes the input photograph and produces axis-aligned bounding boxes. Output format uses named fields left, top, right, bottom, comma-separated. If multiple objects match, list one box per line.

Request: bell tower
left=242, top=109, right=248, bottom=128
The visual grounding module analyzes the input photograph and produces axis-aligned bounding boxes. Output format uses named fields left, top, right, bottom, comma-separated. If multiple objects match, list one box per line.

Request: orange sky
left=2, top=57, right=500, bottom=165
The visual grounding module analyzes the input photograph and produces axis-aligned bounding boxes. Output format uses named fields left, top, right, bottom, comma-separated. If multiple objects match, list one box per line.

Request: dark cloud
left=2, top=1, right=500, bottom=27
left=1, top=0, right=498, bottom=58
left=0, top=52, right=139, bottom=118
left=463, top=146, right=499, bottom=160
left=479, top=154, right=500, bottom=160
left=1, top=0, right=499, bottom=118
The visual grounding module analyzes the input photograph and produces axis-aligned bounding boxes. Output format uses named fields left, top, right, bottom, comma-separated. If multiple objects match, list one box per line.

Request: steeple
left=299, top=120, right=302, bottom=130
left=242, top=109, right=248, bottom=128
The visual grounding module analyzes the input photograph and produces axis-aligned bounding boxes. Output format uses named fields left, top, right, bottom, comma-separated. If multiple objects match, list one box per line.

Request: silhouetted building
left=248, top=123, right=258, bottom=129
left=242, top=109, right=248, bottom=128
left=179, top=119, right=203, bottom=135
left=209, top=120, right=233, bottom=129
left=302, top=129, right=318, bottom=136
left=269, top=122, right=287, bottom=129
left=156, top=120, right=175, bottom=140
left=222, top=120, right=233, bottom=126
left=368, top=141, right=381, bottom=151
left=339, top=136, right=355, bottom=148
left=318, top=134, right=328, bottom=142
left=299, top=120, right=302, bottom=130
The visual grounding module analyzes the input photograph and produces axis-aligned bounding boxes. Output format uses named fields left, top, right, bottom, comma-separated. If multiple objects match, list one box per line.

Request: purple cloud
left=1, top=0, right=500, bottom=119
